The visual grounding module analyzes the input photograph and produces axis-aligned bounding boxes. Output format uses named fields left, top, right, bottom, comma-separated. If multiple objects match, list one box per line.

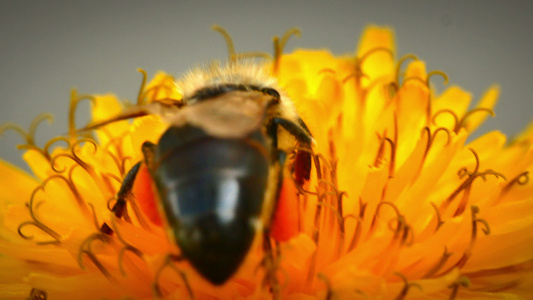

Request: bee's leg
left=262, top=116, right=315, bottom=295
left=140, top=141, right=157, bottom=171
left=271, top=117, right=313, bottom=145
left=296, top=116, right=313, bottom=137
left=261, top=149, right=286, bottom=298
left=271, top=117, right=314, bottom=186
left=261, top=120, right=299, bottom=297
left=99, top=161, right=142, bottom=234
left=99, top=141, right=157, bottom=235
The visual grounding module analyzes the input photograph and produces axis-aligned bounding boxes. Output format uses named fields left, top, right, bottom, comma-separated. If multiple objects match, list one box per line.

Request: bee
left=93, top=62, right=314, bottom=286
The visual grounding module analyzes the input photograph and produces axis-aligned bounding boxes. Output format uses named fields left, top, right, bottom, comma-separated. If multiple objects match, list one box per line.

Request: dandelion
left=1, top=25, right=532, bottom=300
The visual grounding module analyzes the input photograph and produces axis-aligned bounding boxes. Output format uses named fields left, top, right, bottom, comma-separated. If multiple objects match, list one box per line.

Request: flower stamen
left=109, top=216, right=145, bottom=277
left=429, top=202, right=445, bottom=231
left=421, top=127, right=451, bottom=160
left=118, top=246, right=144, bottom=277
left=152, top=255, right=193, bottom=299
left=457, top=108, right=495, bottom=132
left=7, top=113, right=54, bottom=146
left=317, top=273, right=334, bottom=300
left=211, top=24, right=275, bottom=68
left=318, top=68, right=336, bottom=77
left=442, top=148, right=506, bottom=215
left=51, top=139, right=120, bottom=202
left=0, top=113, right=55, bottom=160
left=342, top=71, right=369, bottom=84
left=472, top=205, right=491, bottom=236
left=433, top=108, right=495, bottom=134
left=136, top=68, right=148, bottom=105
left=444, top=205, right=490, bottom=274
left=315, top=153, right=333, bottom=172
left=311, top=154, right=325, bottom=239
left=43, top=171, right=86, bottom=214
left=316, top=201, right=344, bottom=229
left=347, top=47, right=394, bottom=88
left=51, top=139, right=96, bottom=174
left=124, top=194, right=150, bottom=230
left=104, top=150, right=132, bottom=180
left=17, top=187, right=62, bottom=244
left=359, top=47, right=394, bottom=65
left=99, top=128, right=131, bottom=161
left=212, top=25, right=237, bottom=62
left=433, top=110, right=459, bottom=133
left=307, top=150, right=329, bottom=285
left=88, top=203, right=101, bottom=231
left=499, top=171, right=529, bottom=199
left=374, top=133, right=396, bottom=178
left=426, top=70, right=449, bottom=87
left=478, top=280, right=522, bottom=293
left=422, top=246, right=452, bottom=278
left=77, top=233, right=114, bottom=280
left=68, top=90, right=96, bottom=142
left=448, top=275, right=470, bottom=300
left=376, top=202, right=413, bottom=246
left=464, top=261, right=531, bottom=292
left=394, top=272, right=422, bottom=300
left=404, top=70, right=448, bottom=123
left=43, top=136, right=70, bottom=157
left=394, top=54, right=419, bottom=88
left=139, top=74, right=180, bottom=106
left=402, top=76, right=426, bottom=87
left=104, top=172, right=122, bottom=185
left=272, top=28, right=301, bottom=75
left=345, top=198, right=367, bottom=251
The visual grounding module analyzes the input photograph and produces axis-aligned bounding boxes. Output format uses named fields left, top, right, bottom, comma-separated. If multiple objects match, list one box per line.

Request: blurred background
left=1, top=1, right=532, bottom=172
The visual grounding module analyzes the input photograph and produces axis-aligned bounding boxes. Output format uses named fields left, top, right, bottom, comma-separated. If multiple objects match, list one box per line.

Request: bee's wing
left=78, top=102, right=181, bottom=132
left=166, top=91, right=272, bottom=139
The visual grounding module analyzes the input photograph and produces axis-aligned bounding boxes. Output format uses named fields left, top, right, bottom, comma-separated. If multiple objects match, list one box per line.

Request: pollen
left=1, top=25, right=532, bottom=300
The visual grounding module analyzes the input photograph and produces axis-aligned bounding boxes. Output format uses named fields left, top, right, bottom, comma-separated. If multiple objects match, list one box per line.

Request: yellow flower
left=1, top=25, right=533, bottom=300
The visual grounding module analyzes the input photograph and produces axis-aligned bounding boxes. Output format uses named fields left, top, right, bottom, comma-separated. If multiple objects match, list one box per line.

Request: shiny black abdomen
left=153, top=125, right=269, bottom=284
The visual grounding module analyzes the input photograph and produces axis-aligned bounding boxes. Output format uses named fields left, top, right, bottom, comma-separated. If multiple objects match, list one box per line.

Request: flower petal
left=356, top=25, right=395, bottom=86
left=464, top=85, right=500, bottom=133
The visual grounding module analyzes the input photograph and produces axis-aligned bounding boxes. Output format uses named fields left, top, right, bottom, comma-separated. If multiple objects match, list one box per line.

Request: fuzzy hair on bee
left=179, top=61, right=294, bottom=119
left=86, top=62, right=308, bottom=142
left=169, top=62, right=310, bottom=143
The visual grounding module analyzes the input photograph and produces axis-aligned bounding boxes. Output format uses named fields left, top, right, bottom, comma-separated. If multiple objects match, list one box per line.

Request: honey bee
left=92, top=29, right=313, bottom=288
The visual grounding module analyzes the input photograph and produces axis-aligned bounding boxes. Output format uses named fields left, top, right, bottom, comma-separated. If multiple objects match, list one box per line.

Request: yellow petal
left=464, top=85, right=500, bottom=133
left=433, top=86, right=472, bottom=129
left=356, top=25, right=395, bottom=85
left=0, top=160, right=39, bottom=207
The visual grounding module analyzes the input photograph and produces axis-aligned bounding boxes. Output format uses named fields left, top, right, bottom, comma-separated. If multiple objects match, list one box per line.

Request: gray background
left=1, top=1, right=532, bottom=172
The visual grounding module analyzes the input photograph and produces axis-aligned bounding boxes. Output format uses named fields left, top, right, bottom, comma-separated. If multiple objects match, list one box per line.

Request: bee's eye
left=261, top=88, right=280, bottom=102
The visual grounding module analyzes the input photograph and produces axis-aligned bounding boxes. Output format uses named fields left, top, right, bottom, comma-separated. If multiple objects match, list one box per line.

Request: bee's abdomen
left=154, top=125, right=269, bottom=284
